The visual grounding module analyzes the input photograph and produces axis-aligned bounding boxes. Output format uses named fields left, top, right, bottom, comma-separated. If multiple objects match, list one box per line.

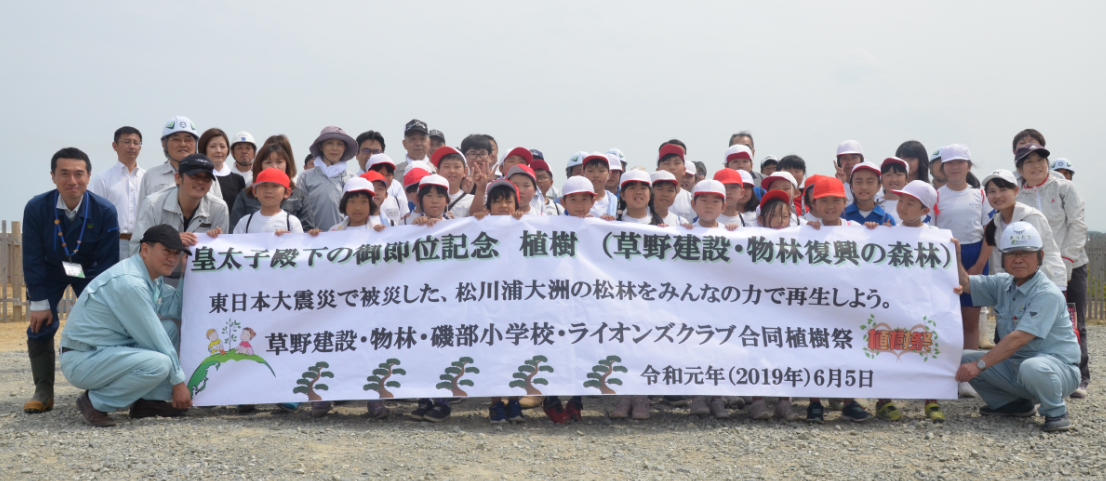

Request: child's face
left=985, top=182, right=1017, bottom=211
left=724, top=184, right=744, bottom=208
left=812, top=196, right=847, bottom=221
left=322, top=138, right=346, bottom=163
left=727, top=158, right=753, bottom=173
left=940, top=159, right=970, bottom=184
left=253, top=182, right=289, bottom=207
left=509, top=174, right=536, bottom=208
left=657, top=157, right=686, bottom=180
left=784, top=168, right=805, bottom=188
left=562, top=193, right=595, bottom=218
left=346, top=192, right=374, bottom=223
left=897, top=195, right=929, bottom=223
left=605, top=170, right=621, bottom=193
left=405, top=187, right=419, bottom=206
left=693, top=194, right=725, bottom=221
left=621, top=182, right=650, bottom=210
left=371, top=165, right=395, bottom=184
left=767, top=180, right=793, bottom=199
left=652, top=182, right=677, bottom=210
left=535, top=170, right=553, bottom=195
left=502, top=155, right=526, bottom=174
left=850, top=170, right=880, bottom=202
left=837, top=154, right=862, bottom=174
left=882, top=170, right=907, bottom=192
left=421, top=188, right=448, bottom=217
left=438, top=158, right=466, bottom=188
left=929, top=160, right=946, bottom=182
left=760, top=163, right=776, bottom=175
left=372, top=180, right=389, bottom=205
left=765, top=204, right=790, bottom=229
left=488, top=195, right=517, bottom=216
left=583, top=164, right=610, bottom=192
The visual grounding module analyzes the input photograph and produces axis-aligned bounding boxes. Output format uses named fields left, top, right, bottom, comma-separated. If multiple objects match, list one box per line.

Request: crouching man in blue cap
left=954, top=221, right=1081, bottom=432
left=60, top=224, right=193, bottom=427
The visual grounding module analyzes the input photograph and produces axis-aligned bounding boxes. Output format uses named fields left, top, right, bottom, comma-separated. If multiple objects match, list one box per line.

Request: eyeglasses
left=466, top=151, right=490, bottom=160
left=361, top=148, right=383, bottom=156
left=118, top=140, right=142, bottom=147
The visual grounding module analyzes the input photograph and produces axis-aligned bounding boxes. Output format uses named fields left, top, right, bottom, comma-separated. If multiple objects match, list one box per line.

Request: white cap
left=343, top=177, right=376, bottom=195
left=650, top=170, right=679, bottom=186
left=724, top=144, right=754, bottom=165
left=737, top=169, right=755, bottom=186
left=939, top=143, right=971, bottom=163
left=619, top=169, right=651, bottom=189
left=890, top=180, right=937, bottom=209
left=881, top=156, right=908, bottom=172
left=561, top=176, right=596, bottom=197
left=368, top=153, right=396, bottom=169
left=231, top=131, right=256, bottom=148
left=407, top=159, right=435, bottom=173
left=836, top=140, right=863, bottom=157
left=761, top=171, right=798, bottom=190
left=566, top=151, right=589, bottom=168
left=981, top=169, right=1018, bottom=189
left=419, top=174, right=450, bottom=191
left=606, top=153, right=623, bottom=172
left=162, top=115, right=198, bottom=139
left=999, top=221, right=1043, bottom=253
left=582, top=151, right=610, bottom=167
left=693, top=179, right=726, bottom=198
left=1052, top=158, right=1075, bottom=172
left=850, top=161, right=882, bottom=177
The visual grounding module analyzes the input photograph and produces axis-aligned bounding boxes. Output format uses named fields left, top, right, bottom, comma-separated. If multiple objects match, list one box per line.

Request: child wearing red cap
left=431, top=147, right=476, bottom=219
left=712, top=169, right=754, bottom=228
left=213, top=168, right=317, bottom=236
left=362, top=170, right=409, bottom=226
left=506, top=165, right=543, bottom=216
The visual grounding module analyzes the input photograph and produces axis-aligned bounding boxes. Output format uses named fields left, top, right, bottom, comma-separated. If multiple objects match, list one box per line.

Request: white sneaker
left=959, top=382, right=978, bottom=398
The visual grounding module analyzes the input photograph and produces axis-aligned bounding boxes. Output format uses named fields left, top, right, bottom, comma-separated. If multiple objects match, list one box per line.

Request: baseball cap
left=140, top=224, right=191, bottom=254
left=1014, top=143, right=1050, bottom=163
left=530, top=149, right=545, bottom=161
left=607, top=153, right=624, bottom=172
left=724, top=144, right=753, bottom=165
left=836, top=140, right=863, bottom=157
left=162, top=115, right=198, bottom=140
left=693, top=179, right=726, bottom=199
left=1052, top=158, right=1075, bottom=172
left=760, top=155, right=779, bottom=168
left=650, top=170, right=679, bottom=187
left=430, top=146, right=466, bottom=168
left=850, top=161, right=882, bottom=178
left=737, top=169, right=755, bottom=187
left=712, top=168, right=743, bottom=185
left=658, top=144, right=685, bottom=162
left=420, top=174, right=450, bottom=191
left=619, top=169, right=651, bottom=189
left=812, top=177, right=847, bottom=200
left=502, top=147, right=534, bottom=166
left=178, top=154, right=215, bottom=177
left=231, top=131, right=256, bottom=149
left=929, top=149, right=942, bottom=163
left=759, top=189, right=791, bottom=210
left=561, top=176, right=596, bottom=197
left=404, top=119, right=429, bottom=135
left=485, top=178, right=519, bottom=204
left=981, top=169, right=1018, bottom=189
left=582, top=152, right=610, bottom=167
left=254, top=167, right=290, bottom=189
left=506, top=165, right=538, bottom=185
left=403, top=167, right=431, bottom=189
left=428, top=129, right=445, bottom=142
left=360, top=170, right=387, bottom=185
left=891, top=180, right=938, bottom=209
left=367, top=153, right=396, bottom=170
left=881, top=157, right=909, bottom=172
left=761, top=171, right=798, bottom=190
left=530, top=159, right=552, bottom=173
left=939, top=144, right=971, bottom=163
left=567, top=151, right=589, bottom=168
left=343, top=177, right=376, bottom=197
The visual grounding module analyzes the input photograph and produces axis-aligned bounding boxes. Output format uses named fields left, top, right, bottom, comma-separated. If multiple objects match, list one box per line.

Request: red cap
left=530, top=159, right=552, bottom=173
left=658, top=144, right=685, bottom=161
left=502, top=147, right=533, bottom=166
left=712, top=168, right=743, bottom=185
left=403, top=167, right=431, bottom=188
left=431, top=146, right=465, bottom=168
left=759, top=189, right=791, bottom=210
left=812, top=177, right=847, bottom=200
left=803, top=174, right=829, bottom=190
left=254, top=168, right=290, bottom=189
left=360, top=170, right=387, bottom=185
left=506, top=164, right=538, bottom=185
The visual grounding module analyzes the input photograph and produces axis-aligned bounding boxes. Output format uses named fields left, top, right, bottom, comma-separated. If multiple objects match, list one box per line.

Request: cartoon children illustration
left=236, top=328, right=256, bottom=356
left=207, top=329, right=226, bottom=355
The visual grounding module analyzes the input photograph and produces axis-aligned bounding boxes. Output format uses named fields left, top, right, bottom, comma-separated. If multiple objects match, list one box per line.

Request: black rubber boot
left=24, top=339, right=55, bottom=413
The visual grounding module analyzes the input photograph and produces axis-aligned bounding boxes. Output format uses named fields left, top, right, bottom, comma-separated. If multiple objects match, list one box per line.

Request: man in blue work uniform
left=61, top=224, right=193, bottom=427
left=955, top=221, right=1081, bottom=432
left=22, top=147, right=120, bottom=414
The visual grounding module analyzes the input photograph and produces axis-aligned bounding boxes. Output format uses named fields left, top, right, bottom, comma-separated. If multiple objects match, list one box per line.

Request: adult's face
left=1003, top=250, right=1040, bottom=280
left=430, top=138, right=446, bottom=153
left=113, top=133, right=142, bottom=165
left=232, top=143, right=255, bottom=166
left=402, top=132, right=429, bottom=160
left=730, top=136, right=755, bottom=158
left=141, top=242, right=182, bottom=279
left=206, top=137, right=229, bottom=167
left=1018, top=153, right=1050, bottom=186
left=51, top=158, right=90, bottom=204
left=175, top=172, right=213, bottom=201
left=356, top=139, right=384, bottom=169
left=163, top=132, right=197, bottom=163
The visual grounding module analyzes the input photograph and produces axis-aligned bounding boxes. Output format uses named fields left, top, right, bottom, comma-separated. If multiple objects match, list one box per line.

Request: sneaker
left=310, top=401, right=332, bottom=418
left=1043, top=414, right=1072, bottom=432
left=277, top=402, right=300, bottom=413
left=748, top=399, right=771, bottom=420
left=566, top=397, right=583, bottom=422
left=876, top=401, right=903, bottom=421
left=631, top=396, right=650, bottom=420
left=959, top=382, right=978, bottom=398
left=709, top=397, right=730, bottom=419
left=489, top=401, right=508, bottom=424
left=805, top=402, right=824, bottom=424
left=424, top=402, right=451, bottom=423
left=689, top=396, right=711, bottom=416
left=662, top=395, right=691, bottom=407
left=774, top=399, right=801, bottom=421
left=409, top=398, right=433, bottom=420
left=726, top=397, right=746, bottom=410
left=841, top=401, right=872, bottom=422
left=610, top=397, right=632, bottom=419
left=367, top=401, right=390, bottom=420
left=979, top=398, right=1036, bottom=417
left=543, top=397, right=571, bottom=424
left=924, top=402, right=945, bottom=422
left=1070, top=383, right=1089, bottom=399
left=506, top=399, right=526, bottom=423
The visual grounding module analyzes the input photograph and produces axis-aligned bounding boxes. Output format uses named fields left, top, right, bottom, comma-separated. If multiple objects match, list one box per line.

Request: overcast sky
left=2, top=1, right=1103, bottom=229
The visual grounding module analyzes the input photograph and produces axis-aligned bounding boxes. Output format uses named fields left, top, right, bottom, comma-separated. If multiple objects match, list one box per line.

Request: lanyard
left=54, top=191, right=89, bottom=261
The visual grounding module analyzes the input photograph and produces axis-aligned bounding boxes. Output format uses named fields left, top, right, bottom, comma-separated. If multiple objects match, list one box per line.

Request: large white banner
left=180, top=217, right=962, bottom=406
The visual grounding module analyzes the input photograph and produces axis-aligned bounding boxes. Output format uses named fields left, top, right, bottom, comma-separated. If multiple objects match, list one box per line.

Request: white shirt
left=213, top=163, right=233, bottom=177
left=589, top=190, right=616, bottom=218
left=542, top=199, right=565, bottom=216
left=447, top=189, right=474, bottom=218
left=230, top=157, right=253, bottom=185
left=881, top=199, right=900, bottom=224
left=935, top=185, right=988, bottom=244
left=329, top=216, right=384, bottom=231
left=233, top=211, right=303, bottom=234
left=618, top=212, right=653, bottom=224
left=670, top=188, right=695, bottom=221
left=716, top=213, right=744, bottom=227
left=88, top=161, right=144, bottom=232
left=379, top=195, right=410, bottom=226
left=660, top=211, right=688, bottom=227
left=55, top=193, right=83, bottom=221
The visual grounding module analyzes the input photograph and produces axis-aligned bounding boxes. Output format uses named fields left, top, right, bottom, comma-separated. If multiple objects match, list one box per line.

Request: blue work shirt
left=60, top=255, right=186, bottom=385
left=842, top=203, right=897, bottom=226
left=969, top=270, right=1080, bottom=364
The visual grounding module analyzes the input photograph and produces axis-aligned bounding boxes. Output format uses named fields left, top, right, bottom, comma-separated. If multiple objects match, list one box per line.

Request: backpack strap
left=245, top=212, right=255, bottom=233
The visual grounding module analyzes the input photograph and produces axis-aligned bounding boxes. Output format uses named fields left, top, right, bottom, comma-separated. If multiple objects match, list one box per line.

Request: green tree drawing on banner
left=583, top=355, right=626, bottom=394
left=509, top=355, right=553, bottom=395
left=292, top=361, right=333, bottom=401
left=364, top=358, right=405, bottom=398
left=436, top=357, right=479, bottom=396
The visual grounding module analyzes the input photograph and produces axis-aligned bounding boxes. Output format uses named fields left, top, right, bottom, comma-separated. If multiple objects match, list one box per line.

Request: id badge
left=62, top=261, right=85, bottom=279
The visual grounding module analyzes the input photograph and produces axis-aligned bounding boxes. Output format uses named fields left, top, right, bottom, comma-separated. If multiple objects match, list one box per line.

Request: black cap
left=178, top=154, right=215, bottom=177
left=529, top=149, right=544, bottom=160
left=428, top=129, right=445, bottom=142
left=1014, top=143, right=1051, bottom=163
left=140, top=224, right=191, bottom=255
left=404, top=119, right=429, bottom=135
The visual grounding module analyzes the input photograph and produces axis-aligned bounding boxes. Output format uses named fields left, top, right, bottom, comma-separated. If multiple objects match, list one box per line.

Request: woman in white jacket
left=981, top=169, right=1066, bottom=287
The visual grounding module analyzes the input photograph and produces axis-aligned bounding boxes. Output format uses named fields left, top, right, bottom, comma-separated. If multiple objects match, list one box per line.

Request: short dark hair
left=692, top=161, right=707, bottom=176
left=760, top=157, right=778, bottom=170
left=777, top=155, right=806, bottom=174
left=369, top=163, right=395, bottom=175
left=881, top=160, right=908, bottom=176
left=1012, top=129, right=1045, bottom=151
left=114, top=126, right=142, bottom=143
left=355, top=130, right=386, bottom=152
left=484, top=184, right=518, bottom=211
left=51, top=147, right=91, bottom=174
left=338, top=190, right=379, bottom=216
left=417, top=184, right=450, bottom=215
left=758, top=196, right=790, bottom=227
left=460, top=134, right=492, bottom=155
left=659, top=139, right=687, bottom=155
left=729, top=131, right=754, bottom=149
left=304, top=153, right=313, bottom=167
left=584, top=158, right=609, bottom=171
left=895, top=140, right=930, bottom=184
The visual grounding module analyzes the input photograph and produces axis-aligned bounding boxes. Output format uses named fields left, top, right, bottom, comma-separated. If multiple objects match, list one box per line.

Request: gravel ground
left=0, top=321, right=1104, bottom=480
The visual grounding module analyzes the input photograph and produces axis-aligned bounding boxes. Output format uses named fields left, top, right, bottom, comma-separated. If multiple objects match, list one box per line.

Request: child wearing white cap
left=331, top=177, right=387, bottom=232
left=612, top=170, right=663, bottom=225
left=649, top=171, right=689, bottom=227
left=408, top=174, right=455, bottom=226
left=604, top=149, right=625, bottom=195
left=878, top=157, right=922, bottom=225
left=681, top=180, right=739, bottom=232
left=1051, top=158, right=1074, bottom=181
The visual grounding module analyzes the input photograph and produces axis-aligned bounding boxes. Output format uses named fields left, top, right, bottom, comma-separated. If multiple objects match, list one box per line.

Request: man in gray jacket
left=138, top=116, right=224, bottom=204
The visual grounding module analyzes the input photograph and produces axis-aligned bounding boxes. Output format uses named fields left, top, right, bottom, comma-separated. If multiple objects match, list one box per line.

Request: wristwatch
left=976, top=359, right=987, bottom=370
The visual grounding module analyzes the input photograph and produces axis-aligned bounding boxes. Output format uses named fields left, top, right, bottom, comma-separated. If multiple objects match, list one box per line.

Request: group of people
left=21, top=117, right=1086, bottom=432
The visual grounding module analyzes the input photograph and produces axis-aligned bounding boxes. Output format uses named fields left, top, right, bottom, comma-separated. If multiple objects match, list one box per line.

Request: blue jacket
left=23, top=190, right=120, bottom=304
left=842, top=203, right=897, bottom=226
